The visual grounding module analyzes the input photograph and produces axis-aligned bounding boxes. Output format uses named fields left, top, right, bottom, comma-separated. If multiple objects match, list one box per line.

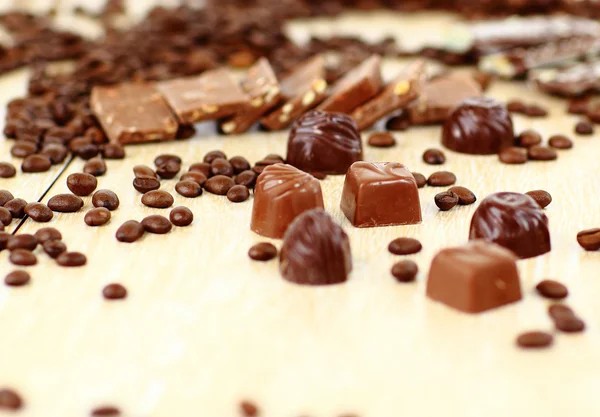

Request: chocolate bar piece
left=90, top=83, right=179, bottom=144
left=350, top=59, right=426, bottom=131
left=531, top=61, right=600, bottom=97
left=426, top=241, right=522, bottom=313
left=340, top=162, right=422, bottom=228
left=156, top=68, right=249, bottom=124
left=220, top=58, right=281, bottom=135
left=318, top=54, right=383, bottom=114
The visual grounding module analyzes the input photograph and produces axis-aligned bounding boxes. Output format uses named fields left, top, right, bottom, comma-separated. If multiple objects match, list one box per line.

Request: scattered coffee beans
left=5, top=270, right=30, bottom=286
left=7, top=234, right=38, bottom=251
left=9, top=249, right=37, bottom=266
left=43, top=239, right=67, bottom=259
left=170, top=206, right=193, bottom=227
left=175, top=180, right=203, bottom=198
left=577, top=228, right=600, bottom=251
left=116, top=220, right=145, bottom=243
left=141, top=215, right=172, bottom=234
left=133, top=176, right=160, bottom=194
left=229, top=156, right=251, bottom=173
left=156, top=160, right=181, bottom=179
left=24, top=202, right=53, bottom=222
left=548, top=134, right=573, bottom=150
left=141, top=190, right=174, bottom=208
left=92, top=190, right=120, bottom=211
left=85, top=207, right=111, bottom=226
left=248, top=242, right=277, bottom=261
left=210, top=158, right=234, bottom=177
left=0, top=162, right=16, bottom=178
left=35, top=227, right=61, bottom=243
left=0, top=388, right=23, bottom=410
left=575, top=120, right=594, bottom=135
left=368, top=132, right=396, bottom=148
left=103, top=283, right=127, bottom=300
left=4, top=198, right=27, bottom=218
left=528, top=145, right=557, bottom=161
left=535, top=280, right=568, bottom=300
left=525, top=190, right=552, bottom=208
left=427, top=171, right=456, bottom=187
left=227, top=185, right=250, bottom=203
left=391, top=260, right=418, bottom=282
left=205, top=175, right=235, bottom=195
left=48, top=194, right=84, bottom=212
left=84, top=158, right=107, bottom=176
left=516, top=331, right=553, bottom=349
left=56, top=251, right=87, bottom=267
left=423, top=148, right=446, bottom=165
left=411, top=172, right=426, bottom=188
left=434, top=191, right=458, bottom=211
left=388, top=238, right=422, bottom=255
left=515, top=130, right=542, bottom=147
left=67, top=173, right=98, bottom=196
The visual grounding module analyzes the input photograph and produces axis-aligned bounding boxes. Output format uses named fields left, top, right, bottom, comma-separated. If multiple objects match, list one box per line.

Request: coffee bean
left=204, top=175, right=235, bottom=195
left=498, top=146, right=528, bottom=164
left=423, top=148, right=446, bottom=165
left=7, top=234, right=38, bottom=251
left=210, top=157, right=235, bottom=178
left=43, top=239, right=67, bottom=259
left=11, top=140, right=37, bottom=158
left=175, top=180, right=202, bottom=198
left=0, top=190, right=14, bottom=206
left=141, top=215, right=172, bottom=234
left=229, top=156, right=251, bottom=174
left=575, top=120, right=594, bottom=135
left=0, top=232, right=9, bottom=251
left=85, top=127, right=106, bottom=144
left=235, top=170, right=257, bottom=188
left=506, top=100, right=526, bottom=113
left=85, top=207, right=111, bottom=226
left=35, top=227, right=62, bottom=243
left=548, top=304, right=574, bottom=321
left=555, top=316, right=586, bottom=333
left=447, top=186, right=476, bottom=205
left=180, top=171, right=207, bottom=186
left=0, top=388, right=23, bottom=410
left=248, top=242, right=277, bottom=261
left=525, top=104, right=548, bottom=117
left=391, top=260, right=418, bottom=282
left=239, top=401, right=259, bottom=417
left=156, top=160, right=181, bottom=179
left=48, top=193, right=84, bottom=212
left=386, top=114, right=411, bottom=131
left=411, top=172, right=426, bottom=188
left=515, top=131, right=540, bottom=148
left=0, top=207, right=11, bottom=226
left=77, top=143, right=100, bottom=160
left=548, top=135, right=573, bottom=150
left=577, top=228, right=600, bottom=251
left=21, top=154, right=51, bottom=173
left=56, top=251, right=86, bottom=267
left=9, top=249, right=37, bottom=266
left=141, top=190, right=174, bottom=208
left=203, top=150, right=227, bottom=164
left=91, top=405, right=121, bottom=416
left=170, top=206, right=193, bottom=227
left=4, top=270, right=30, bottom=286
left=528, top=145, right=557, bottom=161
left=133, top=176, right=161, bottom=194
left=427, top=171, right=456, bottom=187
left=154, top=154, right=181, bottom=167
left=69, top=137, right=92, bottom=153
left=264, top=154, right=285, bottom=163
left=103, top=283, right=127, bottom=300
left=227, top=185, right=250, bottom=202
left=525, top=190, right=552, bottom=208
left=4, top=198, right=27, bottom=218
left=67, top=173, right=98, bottom=196
left=0, top=162, right=16, bottom=178
left=102, top=143, right=125, bottom=159
left=24, top=202, right=53, bottom=222
left=516, top=331, right=553, bottom=349
left=92, top=190, right=120, bottom=211
left=41, top=143, right=68, bottom=164
left=133, top=165, right=157, bottom=178
left=535, top=279, right=568, bottom=300
left=368, top=132, right=396, bottom=148
left=84, top=158, right=107, bottom=176
left=116, top=220, right=145, bottom=243
left=434, top=191, right=458, bottom=211
left=388, top=237, right=422, bottom=255
left=188, top=162, right=211, bottom=177
left=252, top=159, right=279, bottom=174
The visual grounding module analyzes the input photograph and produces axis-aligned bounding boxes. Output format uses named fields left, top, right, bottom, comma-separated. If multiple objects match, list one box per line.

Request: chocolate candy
left=426, top=241, right=522, bottom=313
left=442, top=97, right=514, bottom=155
left=531, top=61, right=600, bottom=97
left=340, top=162, right=422, bottom=228
left=251, top=164, right=324, bottom=239
left=280, top=209, right=352, bottom=285
left=469, top=192, right=551, bottom=259
left=287, top=110, right=363, bottom=175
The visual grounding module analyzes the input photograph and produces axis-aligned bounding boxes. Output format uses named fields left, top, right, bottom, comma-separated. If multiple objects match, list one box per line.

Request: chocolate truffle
left=251, top=164, right=324, bottom=239
left=280, top=209, right=352, bottom=285
left=287, top=110, right=363, bottom=175
left=340, top=162, right=422, bottom=228
left=442, top=97, right=514, bottom=155
left=426, top=241, right=522, bottom=313
left=469, top=192, right=551, bottom=259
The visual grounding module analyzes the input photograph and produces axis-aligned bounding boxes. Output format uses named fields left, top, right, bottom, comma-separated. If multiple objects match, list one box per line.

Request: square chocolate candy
left=426, top=241, right=522, bottom=313
left=340, top=162, right=422, bottom=228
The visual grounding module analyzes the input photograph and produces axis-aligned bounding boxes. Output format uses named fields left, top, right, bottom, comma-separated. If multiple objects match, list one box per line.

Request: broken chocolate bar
left=531, top=61, right=600, bottom=97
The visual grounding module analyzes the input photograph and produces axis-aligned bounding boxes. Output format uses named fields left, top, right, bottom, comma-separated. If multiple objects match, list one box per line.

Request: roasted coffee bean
left=67, top=173, right=98, bottom=196
left=84, top=158, right=107, bottom=176
left=56, top=251, right=87, bottom=267
left=204, top=175, right=235, bottom=195
left=44, top=126, right=73, bottom=144
left=77, top=143, right=100, bottom=160
left=4, top=198, right=27, bottom=218
left=175, top=180, right=203, bottom=198
left=506, top=100, right=526, bottom=113
left=92, top=190, right=120, bottom=211
left=427, top=171, right=456, bottom=187
left=188, top=162, right=211, bottom=177
left=69, top=137, right=92, bottom=153
left=235, top=170, right=257, bottom=188
left=434, top=191, right=459, bottom=211
left=0, top=207, right=11, bottom=226
left=515, top=130, right=542, bottom=148
left=4, top=270, right=30, bottom=287
left=141, top=190, right=174, bottom=208
left=368, top=132, right=396, bottom=148
left=0, top=232, right=9, bottom=251
left=0, top=388, right=23, bottom=410
left=133, top=176, right=160, bottom=193
left=11, top=141, right=37, bottom=158
left=7, top=234, right=38, bottom=251
left=548, top=304, right=575, bottom=321
left=536, top=280, right=568, bottom=300
left=525, top=104, right=548, bottom=117
left=555, top=316, right=586, bottom=333
left=85, top=127, right=106, bottom=144
left=141, top=215, right=172, bottom=234
left=35, top=227, right=61, bottom=243
left=548, top=135, right=573, bottom=150
left=227, top=185, right=250, bottom=202
left=528, top=145, right=557, bottom=161
left=391, top=260, right=418, bottom=283
left=103, top=283, right=127, bottom=300
left=0, top=162, right=16, bottom=178
left=9, top=249, right=37, bottom=266
left=499, top=146, right=528, bottom=164
left=21, top=154, right=51, bottom=173
left=423, top=148, right=446, bottom=165
left=91, top=406, right=121, bottom=416
left=116, top=220, right=145, bottom=243
left=447, top=186, right=476, bottom=205
left=411, top=172, right=426, bottom=188
left=180, top=171, right=207, bottom=186
left=516, top=331, right=553, bottom=349
left=0, top=190, right=14, bottom=206
left=48, top=193, right=83, bottom=212
left=525, top=190, right=552, bottom=208
left=85, top=207, right=111, bottom=226
left=203, top=150, right=227, bottom=164
left=102, top=143, right=125, bottom=159
left=41, top=143, right=68, bottom=164
left=248, top=242, right=277, bottom=261
left=170, top=206, right=193, bottom=227
left=229, top=156, right=251, bottom=174
left=133, top=165, right=157, bottom=178
left=210, top=158, right=234, bottom=177
left=43, top=239, right=67, bottom=259
left=156, top=160, right=181, bottom=179
left=575, top=120, right=594, bottom=135
left=264, top=154, right=285, bottom=163
left=239, top=401, right=259, bottom=417
left=388, top=237, right=422, bottom=255
left=577, top=228, right=600, bottom=251
left=386, top=114, right=411, bottom=131
left=154, top=154, right=181, bottom=167
left=24, top=202, right=53, bottom=222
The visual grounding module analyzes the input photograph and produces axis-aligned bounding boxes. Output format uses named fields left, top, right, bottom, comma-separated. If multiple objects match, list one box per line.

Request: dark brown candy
left=67, top=173, right=98, bottom=196
left=516, top=130, right=542, bottom=148
left=10, top=249, right=37, bottom=266
left=141, top=190, right=173, bottom=208
left=84, top=158, right=107, bottom=177
left=525, top=190, right=552, bottom=208
left=427, top=171, right=456, bottom=187
left=0, top=162, right=17, bottom=178
left=48, top=194, right=84, bottom=213
left=248, top=242, right=278, bottom=261
left=116, top=220, right=145, bottom=243
left=175, top=180, right=202, bottom=198
left=141, top=215, right=172, bottom=234
left=5, top=270, right=30, bottom=287
left=170, top=207, right=193, bottom=227
left=21, top=154, right=52, bottom=173
left=56, top=251, right=87, bottom=267
left=469, top=192, right=551, bottom=259
left=516, top=331, right=553, bottom=349
left=43, top=240, right=67, bottom=259
left=448, top=186, right=477, bottom=205
left=280, top=209, right=352, bottom=285
left=499, top=146, right=528, bottom=164
left=227, top=185, right=250, bottom=203
left=367, top=132, right=396, bottom=148
left=92, top=190, right=120, bottom=211
left=577, top=228, right=600, bottom=251
left=133, top=176, right=161, bottom=194
left=204, top=175, right=235, bottom=196
left=84, top=207, right=111, bottom=226
left=528, top=146, right=557, bottom=161
left=391, top=260, right=419, bottom=283
left=435, top=191, right=459, bottom=211
left=7, top=234, right=38, bottom=251
left=4, top=198, right=27, bottom=218
left=536, top=279, right=568, bottom=300
left=24, top=203, right=53, bottom=222
left=102, top=284, right=127, bottom=300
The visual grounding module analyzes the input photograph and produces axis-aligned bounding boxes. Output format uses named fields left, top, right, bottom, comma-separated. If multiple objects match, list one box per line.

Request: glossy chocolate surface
left=469, top=192, right=551, bottom=259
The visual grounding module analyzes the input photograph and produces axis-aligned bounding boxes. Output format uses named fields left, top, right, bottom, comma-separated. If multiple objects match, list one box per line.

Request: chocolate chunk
left=367, top=132, right=396, bottom=148
left=426, top=241, right=522, bottom=313
left=91, top=82, right=179, bottom=144
left=531, top=61, right=600, bottom=97
left=525, top=190, right=552, bottom=208
left=469, top=192, right=551, bottom=259
left=248, top=242, right=278, bottom=261
left=170, top=207, right=193, bottom=227
left=251, top=164, right=324, bottom=239
left=577, top=228, right=600, bottom=251
left=341, top=162, right=422, bottom=227
left=287, top=110, right=363, bottom=175
left=280, top=209, right=352, bottom=285
left=391, top=260, right=418, bottom=283
left=516, top=331, right=553, bottom=349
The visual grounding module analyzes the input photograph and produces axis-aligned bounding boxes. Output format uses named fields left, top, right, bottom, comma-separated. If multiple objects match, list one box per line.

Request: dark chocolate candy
left=340, top=162, right=422, bottom=228
left=426, top=240, right=522, bottom=313
left=251, top=164, right=324, bottom=239
left=442, top=97, right=514, bottom=155
left=287, top=110, right=363, bottom=175
left=531, top=61, right=600, bottom=97
left=469, top=192, right=551, bottom=259
left=280, top=209, right=352, bottom=286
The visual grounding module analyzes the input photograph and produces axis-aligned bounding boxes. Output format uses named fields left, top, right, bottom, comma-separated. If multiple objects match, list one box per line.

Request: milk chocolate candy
left=90, top=83, right=179, bottom=144
left=340, top=162, right=422, bottom=228
left=426, top=241, right=522, bottom=313
left=251, top=164, right=324, bottom=239
left=318, top=55, right=383, bottom=114
left=531, top=61, right=600, bottom=97
left=261, top=56, right=328, bottom=131
left=287, top=110, right=363, bottom=175
left=156, top=68, right=249, bottom=124
left=351, top=59, right=426, bottom=131
left=442, top=97, right=514, bottom=155
left=280, top=209, right=352, bottom=286
left=470, top=192, right=551, bottom=259
left=220, top=58, right=281, bottom=134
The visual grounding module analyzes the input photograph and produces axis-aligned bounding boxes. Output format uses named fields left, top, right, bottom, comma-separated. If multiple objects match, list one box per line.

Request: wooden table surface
left=1, top=10, right=600, bottom=417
